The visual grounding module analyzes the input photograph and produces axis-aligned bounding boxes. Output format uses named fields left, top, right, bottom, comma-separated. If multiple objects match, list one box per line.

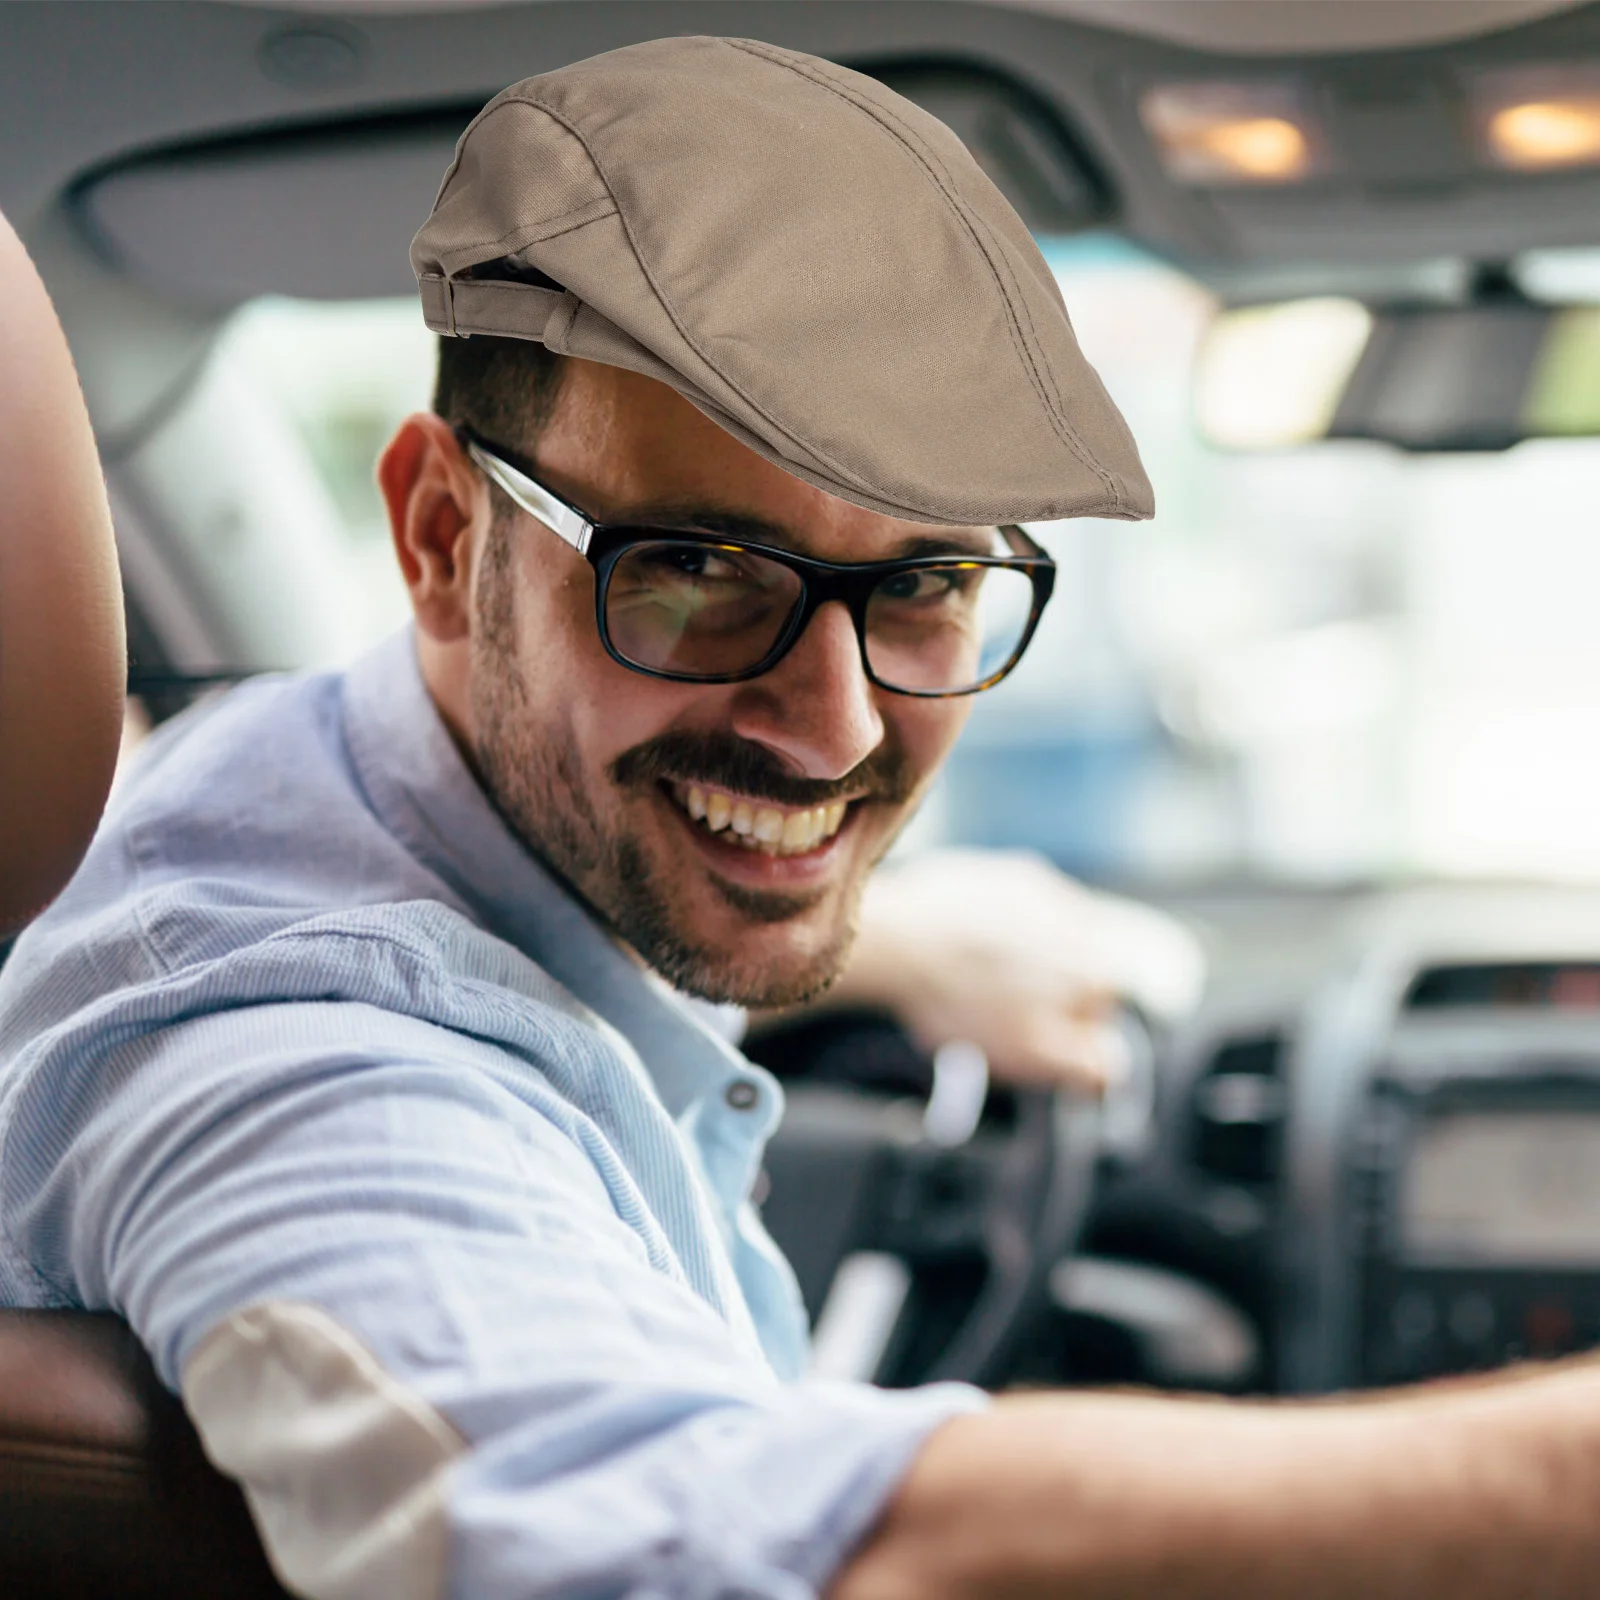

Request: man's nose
left=728, top=600, right=886, bottom=781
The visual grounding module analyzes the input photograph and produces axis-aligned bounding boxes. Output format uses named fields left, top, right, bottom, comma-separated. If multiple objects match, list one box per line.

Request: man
left=2, top=36, right=1598, bottom=1600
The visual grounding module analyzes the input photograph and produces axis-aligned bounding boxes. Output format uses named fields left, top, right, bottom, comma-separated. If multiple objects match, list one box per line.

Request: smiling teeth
left=677, top=784, right=849, bottom=856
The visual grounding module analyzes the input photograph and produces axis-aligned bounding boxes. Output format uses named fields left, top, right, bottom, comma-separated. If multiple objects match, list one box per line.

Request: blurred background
left=19, top=0, right=1600, bottom=1403
left=199, top=235, right=1600, bottom=888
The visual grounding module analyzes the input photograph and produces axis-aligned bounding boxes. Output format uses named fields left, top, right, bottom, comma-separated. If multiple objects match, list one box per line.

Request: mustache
left=609, top=729, right=917, bottom=808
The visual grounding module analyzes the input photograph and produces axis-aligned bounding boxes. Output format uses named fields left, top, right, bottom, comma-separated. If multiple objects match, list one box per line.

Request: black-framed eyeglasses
left=458, top=426, right=1056, bottom=698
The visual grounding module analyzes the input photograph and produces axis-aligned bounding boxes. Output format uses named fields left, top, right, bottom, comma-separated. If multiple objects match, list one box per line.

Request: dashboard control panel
left=1353, top=1081, right=1600, bottom=1384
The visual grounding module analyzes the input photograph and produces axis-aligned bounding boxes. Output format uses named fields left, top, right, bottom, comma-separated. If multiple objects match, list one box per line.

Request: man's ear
left=377, top=412, right=485, bottom=644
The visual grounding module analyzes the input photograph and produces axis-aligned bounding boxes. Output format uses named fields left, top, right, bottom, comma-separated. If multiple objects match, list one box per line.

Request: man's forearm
left=834, top=1361, right=1600, bottom=1600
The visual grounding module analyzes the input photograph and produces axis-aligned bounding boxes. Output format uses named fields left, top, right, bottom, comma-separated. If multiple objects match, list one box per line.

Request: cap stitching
left=463, top=194, right=619, bottom=261
left=731, top=41, right=1123, bottom=512
left=449, top=74, right=1131, bottom=523
left=419, top=277, right=569, bottom=341
left=489, top=90, right=946, bottom=515
left=772, top=47, right=1082, bottom=437
left=727, top=39, right=1125, bottom=514
left=422, top=79, right=548, bottom=222
left=426, top=99, right=618, bottom=266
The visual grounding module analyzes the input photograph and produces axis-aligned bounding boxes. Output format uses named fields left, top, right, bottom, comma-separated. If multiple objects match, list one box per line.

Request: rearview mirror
left=1195, top=294, right=1600, bottom=452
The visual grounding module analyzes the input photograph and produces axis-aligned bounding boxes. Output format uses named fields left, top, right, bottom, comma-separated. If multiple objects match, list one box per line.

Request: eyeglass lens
left=602, top=540, right=1035, bottom=693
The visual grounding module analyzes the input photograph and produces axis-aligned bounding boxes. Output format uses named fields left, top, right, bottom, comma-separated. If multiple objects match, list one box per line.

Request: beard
left=467, top=536, right=918, bottom=1007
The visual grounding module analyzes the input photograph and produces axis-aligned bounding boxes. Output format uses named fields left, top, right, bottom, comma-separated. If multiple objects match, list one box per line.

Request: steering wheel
left=754, top=1011, right=1100, bottom=1389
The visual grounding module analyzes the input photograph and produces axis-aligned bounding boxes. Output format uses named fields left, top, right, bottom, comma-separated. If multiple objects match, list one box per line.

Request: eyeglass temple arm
left=1002, top=524, right=1049, bottom=559
left=463, top=440, right=594, bottom=556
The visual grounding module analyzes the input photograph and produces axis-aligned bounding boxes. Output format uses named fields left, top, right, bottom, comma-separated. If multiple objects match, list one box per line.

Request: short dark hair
left=431, top=334, right=567, bottom=455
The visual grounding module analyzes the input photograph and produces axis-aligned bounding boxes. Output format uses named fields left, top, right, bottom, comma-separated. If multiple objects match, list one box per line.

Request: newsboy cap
left=412, top=36, right=1153, bottom=528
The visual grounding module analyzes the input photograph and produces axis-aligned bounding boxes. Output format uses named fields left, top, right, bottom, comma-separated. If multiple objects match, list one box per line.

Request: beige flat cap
left=413, top=36, right=1153, bottom=528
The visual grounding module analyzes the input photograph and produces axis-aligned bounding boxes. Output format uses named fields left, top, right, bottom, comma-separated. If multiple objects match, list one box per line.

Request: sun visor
left=74, top=116, right=468, bottom=307
left=69, top=61, right=1108, bottom=313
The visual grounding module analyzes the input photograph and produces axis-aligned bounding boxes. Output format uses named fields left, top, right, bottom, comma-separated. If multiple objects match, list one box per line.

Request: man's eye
left=639, top=546, right=749, bottom=584
left=876, top=567, right=974, bottom=604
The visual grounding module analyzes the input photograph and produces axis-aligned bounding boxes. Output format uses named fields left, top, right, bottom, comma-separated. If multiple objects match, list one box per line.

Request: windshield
left=203, top=237, right=1600, bottom=888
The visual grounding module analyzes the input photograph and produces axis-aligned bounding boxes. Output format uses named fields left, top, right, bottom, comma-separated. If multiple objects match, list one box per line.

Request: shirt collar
left=338, top=628, right=770, bottom=1127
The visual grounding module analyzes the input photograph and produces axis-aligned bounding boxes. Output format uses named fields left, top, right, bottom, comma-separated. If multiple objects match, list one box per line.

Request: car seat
left=0, top=209, right=290, bottom=1598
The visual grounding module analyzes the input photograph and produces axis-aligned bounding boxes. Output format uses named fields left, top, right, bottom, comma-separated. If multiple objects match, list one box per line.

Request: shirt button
left=725, top=1079, right=760, bottom=1111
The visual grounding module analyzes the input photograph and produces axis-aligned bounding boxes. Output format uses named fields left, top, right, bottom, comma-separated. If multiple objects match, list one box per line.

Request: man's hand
left=824, top=849, right=1206, bottom=1094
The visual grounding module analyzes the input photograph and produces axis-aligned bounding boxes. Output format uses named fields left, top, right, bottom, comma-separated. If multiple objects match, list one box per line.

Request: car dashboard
left=1148, top=885, right=1600, bottom=1399
left=758, top=883, right=1600, bottom=1399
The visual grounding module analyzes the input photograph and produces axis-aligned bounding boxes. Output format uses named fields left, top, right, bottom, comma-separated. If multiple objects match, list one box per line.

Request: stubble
left=467, top=522, right=913, bottom=1006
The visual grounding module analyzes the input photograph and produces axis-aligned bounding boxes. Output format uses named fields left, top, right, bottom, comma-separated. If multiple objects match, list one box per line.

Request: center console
left=1353, top=1061, right=1600, bottom=1384
left=1277, top=910, right=1600, bottom=1394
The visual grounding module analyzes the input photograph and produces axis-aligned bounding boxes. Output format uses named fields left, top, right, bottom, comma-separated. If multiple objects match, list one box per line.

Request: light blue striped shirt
left=0, top=628, right=979, bottom=1599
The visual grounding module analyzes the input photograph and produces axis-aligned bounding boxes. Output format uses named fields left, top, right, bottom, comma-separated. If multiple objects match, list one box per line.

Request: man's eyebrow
left=896, top=530, right=1003, bottom=559
left=610, top=504, right=1004, bottom=560
left=623, top=505, right=797, bottom=547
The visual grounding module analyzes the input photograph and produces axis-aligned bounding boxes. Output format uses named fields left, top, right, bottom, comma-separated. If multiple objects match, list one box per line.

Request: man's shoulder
left=31, top=666, right=426, bottom=923
left=0, top=665, right=590, bottom=1060
left=115, top=667, right=400, bottom=892
left=0, top=888, right=620, bottom=1270
left=17, top=889, right=586, bottom=1038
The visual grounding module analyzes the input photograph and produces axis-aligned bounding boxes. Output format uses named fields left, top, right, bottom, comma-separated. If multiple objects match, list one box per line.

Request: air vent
left=1190, top=1033, right=1285, bottom=1186
left=75, top=107, right=478, bottom=304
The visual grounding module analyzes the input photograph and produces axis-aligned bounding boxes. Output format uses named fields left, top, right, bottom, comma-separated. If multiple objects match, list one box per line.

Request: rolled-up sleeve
left=3, top=998, right=982, bottom=1600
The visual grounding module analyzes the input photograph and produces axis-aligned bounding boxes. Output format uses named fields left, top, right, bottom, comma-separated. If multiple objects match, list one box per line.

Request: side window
left=119, top=297, right=433, bottom=684
left=218, top=296, right=434, bottom=644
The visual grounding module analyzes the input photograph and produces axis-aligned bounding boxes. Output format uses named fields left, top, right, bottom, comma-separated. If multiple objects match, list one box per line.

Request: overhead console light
left=1139, top=81, right=1324, bottom=186
left=1470, top=64, right=1600, bottom=171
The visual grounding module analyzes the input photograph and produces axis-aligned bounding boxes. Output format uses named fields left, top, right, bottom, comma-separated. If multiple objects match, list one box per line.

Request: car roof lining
left=211, top=0, right=1594, bottom=58
left=8, top=2, right=1600, bottom=295
left=1031, top=0, right=1591, bottom=57
left=10, top=0, right=1600, bottom=447
left=69, top=56, right=1115, bottom=311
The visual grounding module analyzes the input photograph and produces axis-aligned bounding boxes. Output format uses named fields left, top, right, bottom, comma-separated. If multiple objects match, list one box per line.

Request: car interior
left=9, top=0, right=1600, bottom=1592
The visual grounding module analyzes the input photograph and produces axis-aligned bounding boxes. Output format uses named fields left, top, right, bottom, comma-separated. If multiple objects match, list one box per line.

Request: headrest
left=0, top=210, right=126, bottom=936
